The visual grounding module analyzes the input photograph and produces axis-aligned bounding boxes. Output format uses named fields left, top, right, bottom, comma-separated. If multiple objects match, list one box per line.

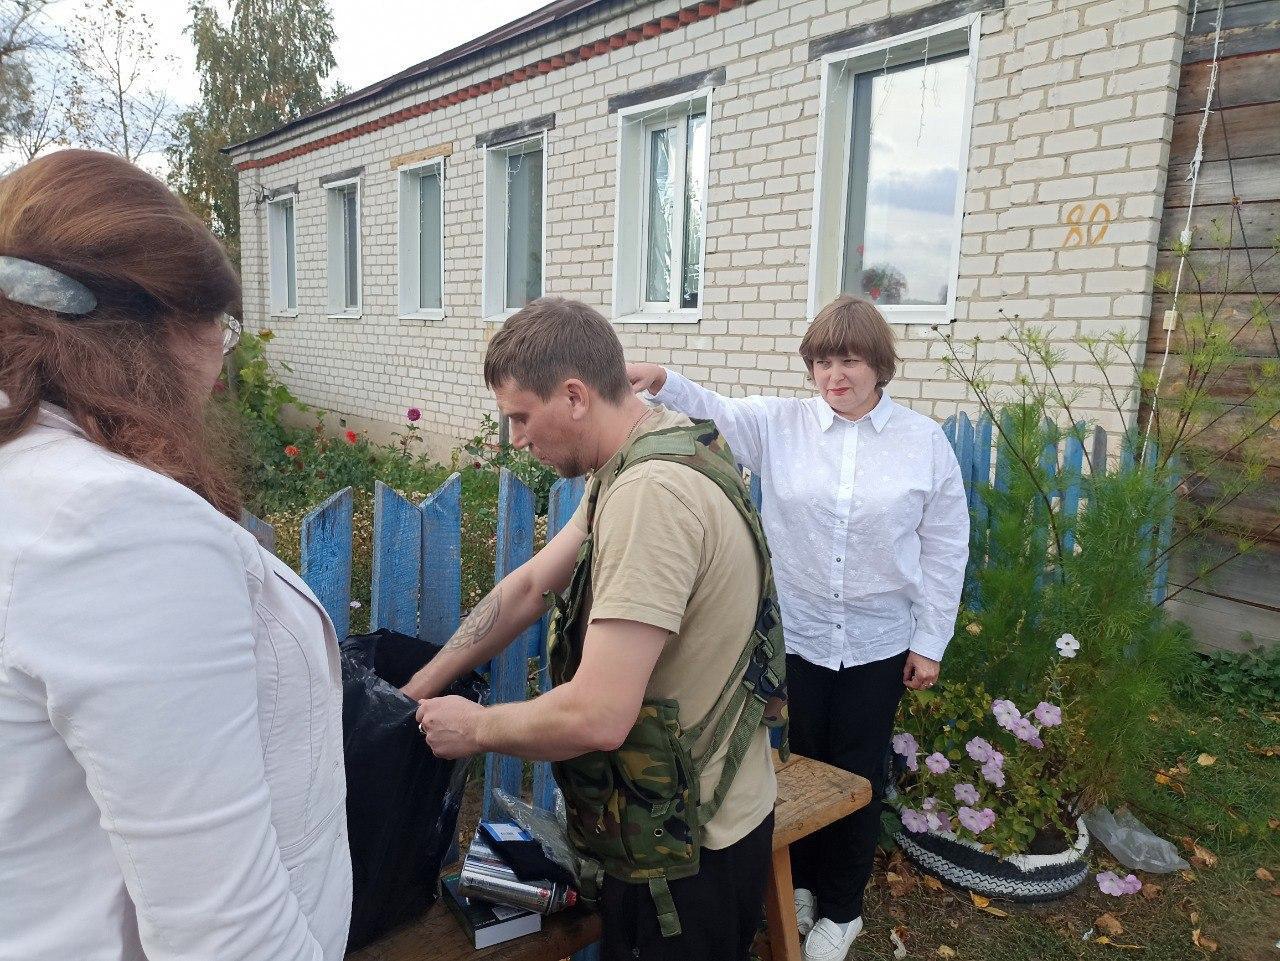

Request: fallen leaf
left=1247, top=744, right=1280, bottom=757
left=922, top=874, right=945, bottom=892
left=1141, top=882, right=1163, bottom=900
left=1190, top=912, right=1201, bottom=925
left=1095, top=936, right=1112, bottom=944
left=1196, top=753, right=1216, bottom=766
left=890, top=927, right=908, bottom=960
left=1096, top=913, right=1125, bottom=937
left=1270, top=818, right=1280, bottom=831
left=1192, top=928, right=1218, bottom=952
left=981, top=904, right=1009, bottom=918
left=1257, top=868, right=1276, bottom=883
left=937, top=947, right=956, bottom=959
left=1180, top=869, right=1198, bottom=882
left=969, top=892, right=991, bottom=908
left=886, top=870, right=917, bottom=898
left=1269, top=886, right=1280, bottom=897
left=1191, top=844, right=1218, bottom=869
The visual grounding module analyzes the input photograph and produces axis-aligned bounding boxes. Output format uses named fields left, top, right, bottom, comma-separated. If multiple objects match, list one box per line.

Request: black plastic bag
left=340, top=629, right=488, bottom=951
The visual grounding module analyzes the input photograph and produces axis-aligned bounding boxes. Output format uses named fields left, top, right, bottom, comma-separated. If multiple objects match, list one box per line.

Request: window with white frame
left=483, top=137, right=544, bottom=317
left=267, top=194, right=297, bottom=313
left=809, top=17, right=978, bottom=324
left=614, top=93, right=710, bottom=321
left=326, top=179, right=361, bottom=314
left=399, top=159, right=445, bottom=317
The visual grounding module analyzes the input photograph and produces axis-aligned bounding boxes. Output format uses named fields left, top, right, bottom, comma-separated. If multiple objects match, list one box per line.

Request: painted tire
left=893, top=818, right=1091, bottom=902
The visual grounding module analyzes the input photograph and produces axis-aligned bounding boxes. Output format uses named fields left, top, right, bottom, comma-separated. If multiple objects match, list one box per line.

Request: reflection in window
left=643, top=110, right=707, bottom=310
left=505, top=148, right=543, bottom=310
left=417, top=168, right=442, bottom=310
left=841, top=52, right=968, bottom=306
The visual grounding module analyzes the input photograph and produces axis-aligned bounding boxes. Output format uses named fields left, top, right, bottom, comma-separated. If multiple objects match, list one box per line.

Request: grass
left=850, top=700, right=1280, bottom=961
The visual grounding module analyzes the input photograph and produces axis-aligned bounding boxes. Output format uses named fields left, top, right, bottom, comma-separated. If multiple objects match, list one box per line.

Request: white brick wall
left=232, top=0, right=1185, bottom=455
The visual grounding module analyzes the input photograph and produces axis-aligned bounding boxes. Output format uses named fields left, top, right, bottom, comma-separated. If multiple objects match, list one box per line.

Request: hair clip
left=0, top=256, right=97, bottom=315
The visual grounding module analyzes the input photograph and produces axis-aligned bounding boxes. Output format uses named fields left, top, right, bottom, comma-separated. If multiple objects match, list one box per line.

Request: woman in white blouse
left=0, top=150, right=350, bottom=961
left=628, top=295, right=968, bottom=961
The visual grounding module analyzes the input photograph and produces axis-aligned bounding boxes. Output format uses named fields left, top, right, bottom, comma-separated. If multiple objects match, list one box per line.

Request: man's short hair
left=799, top=295, right=899, bottom=387
left=484, top=297, right=631, bottom=402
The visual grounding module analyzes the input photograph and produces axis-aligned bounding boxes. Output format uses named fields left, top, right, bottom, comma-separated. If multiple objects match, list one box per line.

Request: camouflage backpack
left=545, top=418, right=788, bottom=937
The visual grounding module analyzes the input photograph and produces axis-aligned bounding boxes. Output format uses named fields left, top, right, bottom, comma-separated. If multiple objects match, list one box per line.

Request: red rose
left=345, top=430, right=358, bottom=444
left=406, top=408, right=422, bottom=422
left=283, top=445, right=300, bottom=458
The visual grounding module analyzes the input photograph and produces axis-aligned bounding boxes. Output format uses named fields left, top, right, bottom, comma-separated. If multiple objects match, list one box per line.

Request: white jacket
left=0, top=402, right=351, bottom=961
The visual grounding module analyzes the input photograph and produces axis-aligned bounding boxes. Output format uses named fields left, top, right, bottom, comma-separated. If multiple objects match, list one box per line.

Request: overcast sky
left=44, top=0, right=551, bottom=108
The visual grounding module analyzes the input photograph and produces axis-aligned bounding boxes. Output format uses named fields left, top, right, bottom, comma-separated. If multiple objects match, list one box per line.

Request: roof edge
left=223, top=0, right=614, bottom=157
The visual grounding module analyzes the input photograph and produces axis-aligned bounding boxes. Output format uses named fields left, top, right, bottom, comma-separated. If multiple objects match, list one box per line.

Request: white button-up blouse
left=648, top=370, right=970, bottom=669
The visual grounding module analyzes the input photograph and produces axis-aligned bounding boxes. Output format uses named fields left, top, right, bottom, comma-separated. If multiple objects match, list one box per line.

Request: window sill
left=270, top=308, right=299, bottom=318
left=400, top=309, right=446, bottom=322
left=613, top=308, right=702, bottom=325
left=327, top=311, right=363, bottom=320
left=876, top=305, right=952, bottom=326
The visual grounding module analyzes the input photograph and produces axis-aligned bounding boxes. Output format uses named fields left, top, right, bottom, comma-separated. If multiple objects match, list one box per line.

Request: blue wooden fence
left=241, top=412, right=1171, bottom=954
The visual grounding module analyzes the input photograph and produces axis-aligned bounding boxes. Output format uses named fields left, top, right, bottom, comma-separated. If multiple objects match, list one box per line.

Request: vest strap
left=648, top=876, right=682, bottom=937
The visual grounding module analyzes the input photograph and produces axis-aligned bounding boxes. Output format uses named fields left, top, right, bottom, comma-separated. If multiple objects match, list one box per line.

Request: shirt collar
left=816, top=389, right=895, bottom=433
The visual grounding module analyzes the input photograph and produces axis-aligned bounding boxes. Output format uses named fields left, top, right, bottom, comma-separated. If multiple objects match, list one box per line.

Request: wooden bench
left=348, top=753, right=869, bottom=961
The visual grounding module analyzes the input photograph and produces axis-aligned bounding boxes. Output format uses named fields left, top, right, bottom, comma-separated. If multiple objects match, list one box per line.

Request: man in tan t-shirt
left=405, top=297, right=777, bottom=961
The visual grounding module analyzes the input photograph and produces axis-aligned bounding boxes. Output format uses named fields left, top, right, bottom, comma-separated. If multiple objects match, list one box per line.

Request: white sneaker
left=803, top=916, right=864, bottom=961
left=794, top=887, right=816, bottom=937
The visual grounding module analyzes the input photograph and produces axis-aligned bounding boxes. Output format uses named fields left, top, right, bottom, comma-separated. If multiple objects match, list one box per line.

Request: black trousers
left=600, top=811, right=774, bottom=961
left=788, top=650, right=908, bottom=924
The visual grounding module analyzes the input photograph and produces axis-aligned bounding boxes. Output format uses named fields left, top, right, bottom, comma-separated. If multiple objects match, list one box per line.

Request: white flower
left=1055, top=632, right=1080, bottom=658
left=350, top=600, right=363, bottom=609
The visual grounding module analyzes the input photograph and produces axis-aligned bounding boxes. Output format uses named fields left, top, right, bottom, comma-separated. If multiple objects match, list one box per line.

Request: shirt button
left=836, top=557, right=842, bottom=563
left=834, top=592, right=840, bottom=598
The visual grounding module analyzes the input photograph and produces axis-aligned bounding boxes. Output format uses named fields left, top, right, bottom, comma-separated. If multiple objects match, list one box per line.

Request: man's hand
left=415, top=695, right=485, bottom=759
left=625, top=362, right=667, bottom=395
left=903, top=652, right=941, bottom=690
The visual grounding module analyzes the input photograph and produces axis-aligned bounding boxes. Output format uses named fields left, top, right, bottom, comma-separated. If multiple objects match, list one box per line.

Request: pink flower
left=406, top=407, right=422, bottom=422
left=927, top=811, right=952, bottom=833
left=925, top=752, right=951, bottom=774
left=966, top=737, right=994, bottom=763
left=1033, top=702, right=1063, bottom=727
left=992, top=698, right=1021, bottom=730
left=1012, top=716, right=1043, bottom=745
left=957, top=806, right=996, bottom=834
left=900, top=808, right=930, bottom=833
left=981, top=759, right=1006, bottom=787
left=954, top=782, right=980, bottom=806
left=891, top=733, right=919, bottom=771
left=1096, top=871, right=1142, bottom=896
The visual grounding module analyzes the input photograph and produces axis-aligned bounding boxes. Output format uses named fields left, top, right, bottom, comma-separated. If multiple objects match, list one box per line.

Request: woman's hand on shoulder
left=626, top=362, right=667, bottom=395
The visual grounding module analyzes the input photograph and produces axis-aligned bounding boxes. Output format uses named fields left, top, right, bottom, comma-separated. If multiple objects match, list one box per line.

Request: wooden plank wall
left=1147, top=0, right=1280, bottom=651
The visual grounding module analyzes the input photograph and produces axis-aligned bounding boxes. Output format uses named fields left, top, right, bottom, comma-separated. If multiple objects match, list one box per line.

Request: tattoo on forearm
left=445, top=585, right=503, bottom=652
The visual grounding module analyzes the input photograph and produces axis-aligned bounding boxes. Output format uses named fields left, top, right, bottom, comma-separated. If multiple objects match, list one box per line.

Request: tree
left=65, top=0, right=176, bottom=163
left=0, top=0, right=54, bottom=154
left=168, top=0, right=340, bottom=265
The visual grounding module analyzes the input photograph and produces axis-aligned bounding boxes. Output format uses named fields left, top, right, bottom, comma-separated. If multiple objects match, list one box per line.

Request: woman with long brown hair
left=0, top=150, right=351, bottom=960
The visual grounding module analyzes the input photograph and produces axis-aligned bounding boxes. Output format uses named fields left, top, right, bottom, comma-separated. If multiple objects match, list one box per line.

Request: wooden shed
left=1148, top=0, right=1280, bottom=651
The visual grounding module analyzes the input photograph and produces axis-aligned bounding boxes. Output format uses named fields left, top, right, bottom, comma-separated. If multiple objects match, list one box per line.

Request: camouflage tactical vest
left=546, top=418, right=788, bottom=937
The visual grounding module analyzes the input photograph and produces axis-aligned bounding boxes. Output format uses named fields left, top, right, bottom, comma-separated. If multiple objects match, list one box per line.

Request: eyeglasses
left=221, top=314, right=243, bottom=356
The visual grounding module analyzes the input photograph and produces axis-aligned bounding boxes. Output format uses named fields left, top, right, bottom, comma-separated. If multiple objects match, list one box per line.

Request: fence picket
left=1061, top=425, right=1086, bottom=557
left=371, top=482, right=422, bottom=636
left=419, top=474, right=463, bottom=646
left=238, top=509, right=277, bottom=554
left=300, top=487, right=354, bottom=639
left=485, top=469, right=539, bottom=819
left=533, top=476, right=587, bottom=811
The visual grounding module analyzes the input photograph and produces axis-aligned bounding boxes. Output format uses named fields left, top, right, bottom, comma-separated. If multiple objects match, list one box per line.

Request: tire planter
left=893, top=816, right=1091, bottom=902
